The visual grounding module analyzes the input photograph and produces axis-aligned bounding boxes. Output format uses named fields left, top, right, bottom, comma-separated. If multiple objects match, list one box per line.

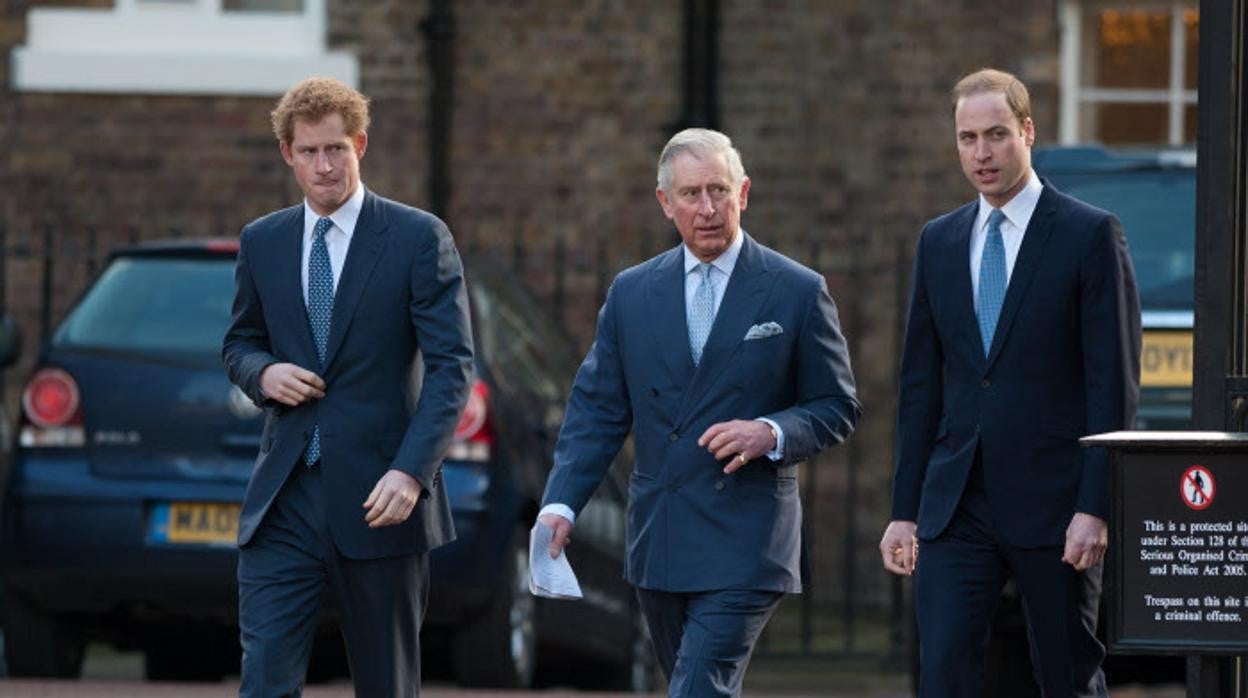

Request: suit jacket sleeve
left=761, top=276, right=861, bottom=464
left=1077, top=213, right=1142, bottom=519
left=540, top=280, right=633, bottom=516
left=222, top=224, right=280, bottom=407
left=394, top=218, right=475, bottom=489
left=891, top=223, right=943, bottom=522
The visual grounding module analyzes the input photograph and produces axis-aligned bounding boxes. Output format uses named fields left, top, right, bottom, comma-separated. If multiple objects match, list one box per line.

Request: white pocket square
left=744, top=322, right=783, bottom=340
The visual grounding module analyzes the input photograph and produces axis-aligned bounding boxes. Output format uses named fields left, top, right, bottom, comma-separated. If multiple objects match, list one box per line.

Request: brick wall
left=0, top=0, right=1061, bottom=612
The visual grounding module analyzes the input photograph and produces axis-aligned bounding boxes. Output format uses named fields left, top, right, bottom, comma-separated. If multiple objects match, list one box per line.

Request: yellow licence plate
left=151, top=501, right=240, bottom=546
left=1141, top=330, right=1192, bottom=388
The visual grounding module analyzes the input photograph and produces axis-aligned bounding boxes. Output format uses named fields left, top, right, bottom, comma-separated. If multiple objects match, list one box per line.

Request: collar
left=977, top=170, right=1042, bottom=230
left=303, top=183, right=366, bottom=239
left=683, top=228, right=745, bottom=276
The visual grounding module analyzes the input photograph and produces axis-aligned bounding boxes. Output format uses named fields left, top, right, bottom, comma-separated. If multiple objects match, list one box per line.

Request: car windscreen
left=53, top=256, right=235, bottom=361
left=1046, top=169, right=1194, bottom=311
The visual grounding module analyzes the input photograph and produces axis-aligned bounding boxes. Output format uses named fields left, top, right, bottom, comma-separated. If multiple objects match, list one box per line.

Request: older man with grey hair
left=536, top=128, right=861, bottom=696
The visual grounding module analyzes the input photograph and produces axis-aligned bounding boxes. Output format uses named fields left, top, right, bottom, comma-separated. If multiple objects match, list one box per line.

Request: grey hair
left=656, top=128, right=747, bottom=193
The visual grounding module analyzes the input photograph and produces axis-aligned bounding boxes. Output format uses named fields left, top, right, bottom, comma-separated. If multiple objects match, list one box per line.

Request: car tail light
left=448, top=379, right=492, bottom=462
left=20, top=368, right=85, bottom=447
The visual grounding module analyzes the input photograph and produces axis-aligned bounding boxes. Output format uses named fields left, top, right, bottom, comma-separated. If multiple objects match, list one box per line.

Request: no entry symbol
left=1181, top=465, right=1215, bottom=511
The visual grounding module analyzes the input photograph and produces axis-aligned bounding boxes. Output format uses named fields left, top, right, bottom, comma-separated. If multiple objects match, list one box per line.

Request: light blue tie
left=305, top=217, right=334, bottom=465
left=977, top=209, right=1007, bottom=356
left=688, top=262, right=715, bottom=366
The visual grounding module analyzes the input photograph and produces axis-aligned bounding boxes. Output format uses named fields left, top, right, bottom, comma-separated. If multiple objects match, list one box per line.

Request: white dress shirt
left=969, top=171, right=1042, bottom=305
left=300, top=183, right=366, bottom=303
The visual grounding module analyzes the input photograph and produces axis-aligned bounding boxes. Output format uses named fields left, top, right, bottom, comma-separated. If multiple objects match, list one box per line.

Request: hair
left=951, top=68, right=1032, bottom=125
left=656, top=128, right=747, bottom=193
left=271, top=77, right=371, bottom=144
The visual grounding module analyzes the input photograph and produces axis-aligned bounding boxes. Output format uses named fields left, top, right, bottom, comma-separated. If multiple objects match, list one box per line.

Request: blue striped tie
left=976, top=209, right=1007, bottom=356
left=305, top=217, right=334, bottom=465
left=688, top=263, right=714, bottom=366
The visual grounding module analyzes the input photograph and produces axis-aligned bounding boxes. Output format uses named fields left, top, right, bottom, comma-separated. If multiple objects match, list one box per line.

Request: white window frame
left=1059, top=0, right=1198, bottom=145
left=11, top=0, right=357, bottom=96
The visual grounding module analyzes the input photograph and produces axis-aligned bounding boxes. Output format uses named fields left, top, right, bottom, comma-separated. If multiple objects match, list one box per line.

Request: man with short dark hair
left=879, top=68, right=1141, bottom=697
left=224, top=76, right=473, bottom=697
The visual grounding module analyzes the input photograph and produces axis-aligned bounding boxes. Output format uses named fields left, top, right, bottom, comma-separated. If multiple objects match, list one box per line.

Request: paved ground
left=0, top=645, right=1187, bottom=697
left=0, top=679, right=1189, bottom=697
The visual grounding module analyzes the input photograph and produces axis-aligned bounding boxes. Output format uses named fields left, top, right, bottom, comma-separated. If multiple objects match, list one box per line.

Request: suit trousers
left=238, top=462, right=428, bottom=698
left=914, top=457, right=1106, bottom=698
left=636, top=587, right=783, bottom=698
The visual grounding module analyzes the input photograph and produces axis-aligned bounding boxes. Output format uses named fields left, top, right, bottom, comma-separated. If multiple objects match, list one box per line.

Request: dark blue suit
left=223, top=190, right=473, bottom=696
left=893, top=183, right=1140, bottom=697
left=543, top=234, right=860, bottom=694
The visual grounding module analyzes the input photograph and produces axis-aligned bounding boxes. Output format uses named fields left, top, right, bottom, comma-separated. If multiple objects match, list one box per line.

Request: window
left=12, top=0, right=356, bottom=95
left=55, top=256, right=236, bottom=363
left=1059, top=0, right=1198, bottom=145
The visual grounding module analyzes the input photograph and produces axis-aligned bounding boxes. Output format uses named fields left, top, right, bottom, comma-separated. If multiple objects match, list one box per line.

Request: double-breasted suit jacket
left=542, top=234, right=861, bottom=593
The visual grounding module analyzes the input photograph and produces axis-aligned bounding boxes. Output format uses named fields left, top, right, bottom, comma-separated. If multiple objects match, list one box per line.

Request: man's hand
left=880, top=520, right=919, bottom=576
left=538, top=513, right=573, bottom=560
left=1063, top=512, right=1108, bottom=571
left=259, top=363, right=326, bottom=406
left=698, top=420, right=777, bottom=474
left=363, top=469, right=423, bottom=528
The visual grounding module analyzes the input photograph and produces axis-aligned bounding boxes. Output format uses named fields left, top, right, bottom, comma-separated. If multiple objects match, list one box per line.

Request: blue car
left=0, top=239, right=651, bottom=690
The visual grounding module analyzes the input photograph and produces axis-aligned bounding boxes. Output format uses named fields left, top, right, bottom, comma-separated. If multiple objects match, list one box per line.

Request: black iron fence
left=0, top=215, right=916, bottom=668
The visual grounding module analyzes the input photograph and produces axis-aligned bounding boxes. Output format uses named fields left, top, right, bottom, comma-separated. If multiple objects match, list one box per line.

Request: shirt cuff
left=756, top=417, right=784, bottom=461
left=539, top=503, right=576, bottom=525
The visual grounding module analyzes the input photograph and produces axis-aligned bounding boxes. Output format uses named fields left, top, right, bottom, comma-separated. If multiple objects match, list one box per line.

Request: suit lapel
left=322, top=191, right=388, bottom=372
left=274, top=208, right=320, bottom=370
left=650, top=246, right=694, bottom=387
left=984, top=185, right=1058, bottom=371
left=942, top=203, right=984, bottom=365
left=675, top=235, right=773, bottom=425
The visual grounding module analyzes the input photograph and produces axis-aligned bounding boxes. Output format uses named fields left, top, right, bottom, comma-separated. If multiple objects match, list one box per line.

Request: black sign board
left=1083, top=431, right=1248, bottom=654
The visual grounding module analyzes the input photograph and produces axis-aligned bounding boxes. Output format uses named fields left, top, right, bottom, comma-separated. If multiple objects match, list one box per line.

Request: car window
left=53, top=256, right=235, bottom=360
left=1047, top=170, right=1195, bottom=311
left=468, top=267, right=574, bottom=405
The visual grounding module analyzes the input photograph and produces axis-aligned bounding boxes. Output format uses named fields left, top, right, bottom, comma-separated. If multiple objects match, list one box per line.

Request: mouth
left=976, top=168, right=999, bottom=182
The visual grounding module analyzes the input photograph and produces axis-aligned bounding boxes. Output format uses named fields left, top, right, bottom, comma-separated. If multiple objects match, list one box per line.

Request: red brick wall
left=0, top=0, right=1061, bottom=612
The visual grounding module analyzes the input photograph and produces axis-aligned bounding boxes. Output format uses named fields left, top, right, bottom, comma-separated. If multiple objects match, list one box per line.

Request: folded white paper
left=528, top=521, right=583, bottom=599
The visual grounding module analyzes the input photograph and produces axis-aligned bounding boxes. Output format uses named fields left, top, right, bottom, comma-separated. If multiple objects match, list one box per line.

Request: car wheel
left=2, top=592, right=84, bottom=678
left=452, top=526, right=537, bottom=688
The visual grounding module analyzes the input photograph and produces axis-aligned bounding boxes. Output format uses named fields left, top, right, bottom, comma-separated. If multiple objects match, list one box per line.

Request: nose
left=314, top=150, right=333, bottom=173
left=698, top=190, right=715, bottom=217
left=974, top=138, right=991, bottom=162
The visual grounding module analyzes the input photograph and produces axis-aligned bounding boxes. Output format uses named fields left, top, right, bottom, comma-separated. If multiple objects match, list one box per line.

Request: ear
left=1022, top=117, right=1035, bottom=147
left=353, top=131, right=368, bottom=160
left=280, top=140, right=295, bottom=167
left=656, top=187, right=676, bottom=220
left=737, top=176, right=751, bottom=212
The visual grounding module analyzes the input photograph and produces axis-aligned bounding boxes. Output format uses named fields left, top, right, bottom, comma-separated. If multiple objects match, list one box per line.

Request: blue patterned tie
left=688, top=262, right=715, bottom=366
left=305, top=217, right=334, bottom=465
left=976, top=209, right=1007, bottom=356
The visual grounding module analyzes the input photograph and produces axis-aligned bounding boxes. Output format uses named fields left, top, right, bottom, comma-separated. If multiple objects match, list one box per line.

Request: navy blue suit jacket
left=542, top=234, right=861, bottom=593
left=223, top=190, right=474, bottom=559
left=892, top=182, right=1141, bottom=547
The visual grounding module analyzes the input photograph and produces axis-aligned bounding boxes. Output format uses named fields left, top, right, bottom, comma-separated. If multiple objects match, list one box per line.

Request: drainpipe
left=676, top=0, right=720, bottom=130
left=421, top=0, right=454, bottom=221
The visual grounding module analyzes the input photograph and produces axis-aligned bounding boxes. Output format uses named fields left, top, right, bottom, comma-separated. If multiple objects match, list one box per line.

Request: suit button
left=715, top=480, right=725, bottom=492
left=980, top=379, right=991, bottom=389
left=669, top=433, right=679, bottom=442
